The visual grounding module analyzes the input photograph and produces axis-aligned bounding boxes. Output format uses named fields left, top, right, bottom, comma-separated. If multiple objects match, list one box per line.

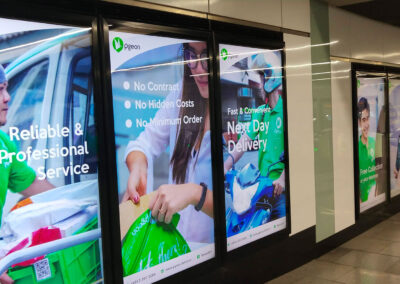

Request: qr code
left=34, top=258, right=52, bottom=281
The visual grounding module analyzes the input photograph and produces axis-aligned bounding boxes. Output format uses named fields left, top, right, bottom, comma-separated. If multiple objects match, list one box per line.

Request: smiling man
left=358, top=97, right=377, bottom=203
left=0, top=64, right=40, bottom=214
left=0, top=64, right=54, bottom=216
left=0, top=64, right=54, bottom=283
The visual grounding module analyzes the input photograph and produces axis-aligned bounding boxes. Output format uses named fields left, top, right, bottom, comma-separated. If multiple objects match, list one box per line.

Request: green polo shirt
left=0, top=130, right=36, bottom=222
left=358, top=136, right=376, bottom=202
left=246, top=96, right=284, bottom=180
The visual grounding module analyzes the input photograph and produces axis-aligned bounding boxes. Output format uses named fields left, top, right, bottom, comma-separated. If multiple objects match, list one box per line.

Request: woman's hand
left=149, top=183, right=202, bottom=224
left=123, top=151, right=148, bottom=203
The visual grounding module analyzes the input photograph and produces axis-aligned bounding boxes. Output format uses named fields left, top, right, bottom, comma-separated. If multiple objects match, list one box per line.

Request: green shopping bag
left=122, top=209, right=190, bottom=276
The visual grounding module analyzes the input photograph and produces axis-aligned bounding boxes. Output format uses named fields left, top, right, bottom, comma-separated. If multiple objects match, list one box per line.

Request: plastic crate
left=8, top=217, right=101, bottom=284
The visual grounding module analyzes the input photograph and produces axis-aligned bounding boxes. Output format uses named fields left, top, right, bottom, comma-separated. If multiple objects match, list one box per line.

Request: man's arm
left=20, top=178, right=54, bottom=198
left=273, top=170, right=285, bottom=197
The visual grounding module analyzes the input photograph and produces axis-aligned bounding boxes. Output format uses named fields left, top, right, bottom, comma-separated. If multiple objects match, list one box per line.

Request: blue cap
left=264, top=63, right=282, bottom=93
left=250, top=53, right=282, bottom=94
left=0, top=65, right=6, bottom=84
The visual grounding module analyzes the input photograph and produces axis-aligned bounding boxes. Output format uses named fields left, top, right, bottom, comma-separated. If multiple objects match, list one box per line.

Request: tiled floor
left=268, top=212, right=400, bottom=283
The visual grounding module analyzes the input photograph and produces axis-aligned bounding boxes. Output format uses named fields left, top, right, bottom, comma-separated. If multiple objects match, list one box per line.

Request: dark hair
left=358, top=97, right=370, bottom=119
left=170, top=43, right=207, bottom=184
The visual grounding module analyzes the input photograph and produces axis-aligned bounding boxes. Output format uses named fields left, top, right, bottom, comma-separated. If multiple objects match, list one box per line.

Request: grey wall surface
left=139, top=0, right=311, bottom=32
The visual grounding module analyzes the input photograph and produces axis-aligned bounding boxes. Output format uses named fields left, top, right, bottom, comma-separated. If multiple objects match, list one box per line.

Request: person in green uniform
left=358, top=97, right=377, bottom=203
left=224, top=54, right=285, bottom=191
left=0, top=64, right=53, bottom=284
left=246, top=91, right=285, bottom=182
left=224, top=53, right=286, bottom=220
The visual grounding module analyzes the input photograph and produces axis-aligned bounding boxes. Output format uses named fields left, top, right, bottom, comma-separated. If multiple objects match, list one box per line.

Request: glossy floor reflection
left=268, top=212, right=400, bottom=283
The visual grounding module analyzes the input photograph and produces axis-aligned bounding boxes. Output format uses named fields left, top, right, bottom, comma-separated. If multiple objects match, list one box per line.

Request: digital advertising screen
left=389, top=76, right=400, bottom=198
left=356, top=74, right=387, bottom=213
left=219, top=44, right=287, bottom=251
left=0, top=18, right=103, bottom=283
left=108, top=28, right=215, bottom=283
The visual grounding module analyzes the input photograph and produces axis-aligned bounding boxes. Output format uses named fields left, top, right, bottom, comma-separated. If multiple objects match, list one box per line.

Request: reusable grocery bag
left=122, top=209, right=190, bottom=276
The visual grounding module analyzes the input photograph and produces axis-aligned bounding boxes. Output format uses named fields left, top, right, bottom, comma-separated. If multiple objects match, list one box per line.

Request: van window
left=7, top=60, right=49, bottom=151
left=67, top=54, right=97, bottom=183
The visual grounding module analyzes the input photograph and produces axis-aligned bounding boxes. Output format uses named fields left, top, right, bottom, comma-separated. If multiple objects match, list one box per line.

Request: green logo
left=357, top=79, right=360, bottom=89
left=197, top=255, right=200, bottom=259
left=112, top=37, right=124, bottom=53
left=221, top=48, right=228, bottom=61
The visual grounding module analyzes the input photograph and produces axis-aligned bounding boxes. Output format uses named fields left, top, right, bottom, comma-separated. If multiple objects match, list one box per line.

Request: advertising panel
left=389, top=77, right=400, bottom=198
left=219, top=44, right=287, bottom=251
left=0, top=18, right=103, bottom=283
left=356, top=74, right=387, bottom=213
left=108, top=29, right=215, bottom=283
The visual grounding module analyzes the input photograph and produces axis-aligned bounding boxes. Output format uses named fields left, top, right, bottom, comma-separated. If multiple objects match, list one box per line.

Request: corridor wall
left=131, top=0, right=311, bottom=33
left=328, top=5, right=400, bottom=236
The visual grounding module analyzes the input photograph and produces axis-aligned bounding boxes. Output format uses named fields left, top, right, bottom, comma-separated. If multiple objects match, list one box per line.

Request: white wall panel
left=329, top=6, right=400, bottom=65
left=140, top=0, right=208, bottom=12
left=349, top=14, right=384, bottom=62
left=284, top=34, right=316, bottom=235
left=383, top=25, right=400, bottom=65
left=329, top=6, right=351, bottom=58
left=330, top=61, right=355, bottom=233
left=282, top=0, right=310, bottom=33
left=209, top=0, right=282, bottom=27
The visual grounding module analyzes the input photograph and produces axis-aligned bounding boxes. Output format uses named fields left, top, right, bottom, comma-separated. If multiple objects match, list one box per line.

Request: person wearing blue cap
left=0, top=64, right=53, bottom=284
left=223, top=52, right=286, bottom=220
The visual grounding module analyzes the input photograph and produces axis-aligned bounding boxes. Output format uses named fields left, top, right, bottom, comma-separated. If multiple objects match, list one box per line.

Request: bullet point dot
left=126, top=119, right=132, bottom=128
left=124, top=100, right=131, bottom=109
left=123, top=81, right=130, bottom=90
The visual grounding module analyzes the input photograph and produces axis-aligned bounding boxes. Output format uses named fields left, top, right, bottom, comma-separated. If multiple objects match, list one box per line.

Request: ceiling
left=323, top=0, right=400, bottom=28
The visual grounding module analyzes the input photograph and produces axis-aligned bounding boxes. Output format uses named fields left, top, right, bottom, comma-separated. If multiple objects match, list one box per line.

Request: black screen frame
left=351, top=63, right=390, bottom=220
left=98, top=12, right=222, bottom=283
left=0, top=3, right=114, bottom=283
left=384, top=66, right=400, bottom=200
left=211, top=21, right=292, bottom=260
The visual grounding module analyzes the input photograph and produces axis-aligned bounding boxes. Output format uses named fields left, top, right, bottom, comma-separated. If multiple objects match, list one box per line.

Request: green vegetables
left=122, top=209, right=190, bottom=276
